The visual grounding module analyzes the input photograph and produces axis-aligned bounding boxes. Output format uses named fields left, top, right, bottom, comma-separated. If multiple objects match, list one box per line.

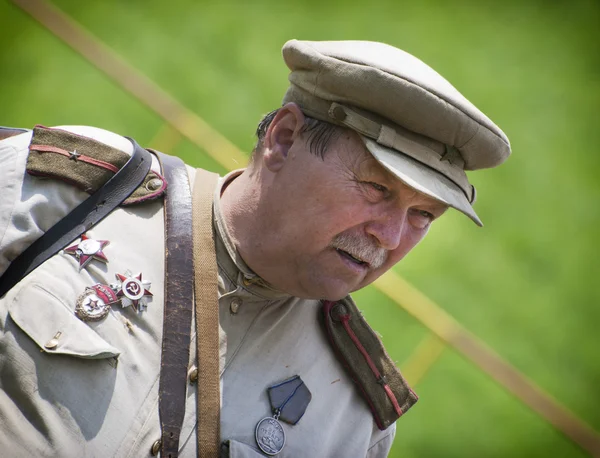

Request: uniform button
left=188, top=366, right=198, bottom=384
left=150, top=439, right=161, bottom=456
left=145, top=178, right=163, bottom=192
left=330, top=304, right=349, bottom=322
left=44, top=331, right=62, bottom=350
left=230, top=298, right=242, bottom=314
left=331, top=104, right=347, bottom=121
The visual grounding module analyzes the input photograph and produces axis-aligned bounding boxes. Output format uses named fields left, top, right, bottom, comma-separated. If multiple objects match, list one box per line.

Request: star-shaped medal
left=114, top=271, right=153, bottom=312
left=64, top=234, right=110, bottom=270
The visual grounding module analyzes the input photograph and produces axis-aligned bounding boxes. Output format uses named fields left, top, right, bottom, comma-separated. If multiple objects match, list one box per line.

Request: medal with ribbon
left=255, top=375, right=312, bottom=456
left=74, top=269, right=153, bottom=323
left=75, top=283, right=119, bottom=321
left=112, top=270, right=153, bottom=312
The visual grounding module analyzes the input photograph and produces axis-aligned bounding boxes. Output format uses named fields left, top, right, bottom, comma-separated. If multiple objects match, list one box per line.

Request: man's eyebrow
left=429, top=204, right=450, bottom=216
left=352, top=155, right=391, bottom=180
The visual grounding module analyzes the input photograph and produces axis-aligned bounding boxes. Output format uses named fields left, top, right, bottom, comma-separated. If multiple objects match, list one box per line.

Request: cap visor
left=361, top=137, right=482, bottom=226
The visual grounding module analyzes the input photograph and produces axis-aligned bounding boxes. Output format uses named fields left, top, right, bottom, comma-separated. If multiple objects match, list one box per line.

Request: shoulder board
left=26, top=125, right=166, bottom=205
left=322, top=298, right=418, bottom=430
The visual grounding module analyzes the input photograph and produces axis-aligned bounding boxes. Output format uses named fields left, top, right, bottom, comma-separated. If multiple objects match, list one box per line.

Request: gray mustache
left=330, top=232, right=387, bottom=269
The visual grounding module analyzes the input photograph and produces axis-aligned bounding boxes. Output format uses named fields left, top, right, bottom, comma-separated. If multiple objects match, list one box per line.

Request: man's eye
left=368, top=182, right=388, bottom=193
left=409, top=209, right=434, bottom=229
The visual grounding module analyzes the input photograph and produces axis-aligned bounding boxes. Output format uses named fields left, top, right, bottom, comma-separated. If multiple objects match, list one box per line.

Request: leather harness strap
left=157, top=161, right=221, bottom=457
left=155, top=152, right=195, bottom=458
left=0, top=137, right=152, bottom=298
left=192, top=168, right=221, bottom=457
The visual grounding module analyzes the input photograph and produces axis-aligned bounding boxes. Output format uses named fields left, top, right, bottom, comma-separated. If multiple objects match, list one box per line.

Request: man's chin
left=294, top=283, right=352, bottom=302
left=300, top=271, right=364, bottom=301
left=317, top=271, right=387, bottom=300
left=319, top=291, right=351, bottom=302
left=315, top=281, right=357, bottom=302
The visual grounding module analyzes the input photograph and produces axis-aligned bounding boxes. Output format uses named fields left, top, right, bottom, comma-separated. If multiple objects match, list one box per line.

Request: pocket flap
left=8, top=283, right=120, bottom=359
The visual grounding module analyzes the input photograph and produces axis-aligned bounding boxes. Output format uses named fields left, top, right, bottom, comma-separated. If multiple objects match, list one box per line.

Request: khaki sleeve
left=367, top=423, right=396, bottom=458
left=0, top=133, right=31, bottom=275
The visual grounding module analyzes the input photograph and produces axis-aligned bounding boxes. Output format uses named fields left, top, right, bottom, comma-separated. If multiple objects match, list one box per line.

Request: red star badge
left=115, top=272, right=153, bottom=312
left=64, top=234, right=109, bottom=270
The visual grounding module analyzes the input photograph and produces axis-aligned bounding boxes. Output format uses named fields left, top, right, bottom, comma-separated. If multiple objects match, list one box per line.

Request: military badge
left=64, top=234, right=109, bottom=270
left=112, top=271, right=153, bottom=312
left=75, top=283, right=118, bottom=322
left=255, top=417, right=286, bottom=456
left=255, top=375, right=311, bottom=455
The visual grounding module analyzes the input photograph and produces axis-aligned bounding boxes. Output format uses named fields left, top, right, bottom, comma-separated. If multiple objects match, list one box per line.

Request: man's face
left=249, top=113, right=448, bottom=300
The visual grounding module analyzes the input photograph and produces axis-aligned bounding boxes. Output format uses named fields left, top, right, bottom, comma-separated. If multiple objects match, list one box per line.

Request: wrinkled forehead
left=329, top=128, right=380, bottom=169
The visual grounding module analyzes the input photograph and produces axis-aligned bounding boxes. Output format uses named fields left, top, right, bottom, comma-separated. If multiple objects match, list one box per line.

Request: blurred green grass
left=1, top=0, right=598, bottom=456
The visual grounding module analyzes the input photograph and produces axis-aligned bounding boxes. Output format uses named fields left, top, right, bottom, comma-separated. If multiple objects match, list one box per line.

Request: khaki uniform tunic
left=0, top=127, right=396, bottom=457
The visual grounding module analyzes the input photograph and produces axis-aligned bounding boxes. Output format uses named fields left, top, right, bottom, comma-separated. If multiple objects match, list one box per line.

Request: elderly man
left=0, top=40, right=509, bottom=457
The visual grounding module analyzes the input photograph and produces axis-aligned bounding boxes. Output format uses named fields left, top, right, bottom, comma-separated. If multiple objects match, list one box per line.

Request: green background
left=1, top=0, right=598, bottom=456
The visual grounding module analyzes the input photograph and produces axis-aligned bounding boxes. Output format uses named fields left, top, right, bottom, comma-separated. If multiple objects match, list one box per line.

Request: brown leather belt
left=156, top=151, right=194, bottom=458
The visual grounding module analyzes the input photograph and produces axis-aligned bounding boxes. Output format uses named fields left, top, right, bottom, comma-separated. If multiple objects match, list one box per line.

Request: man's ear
left=262, top=103, right=305, bottom=172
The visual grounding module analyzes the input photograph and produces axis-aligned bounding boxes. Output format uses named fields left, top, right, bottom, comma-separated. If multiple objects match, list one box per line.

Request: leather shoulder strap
left=323, top=298, right=419, bottom=430
left=192, top=167, right=221, bottom=457
left=0, top=134, right=152, bottom=298
left=155, top=151, right=195, bottom=458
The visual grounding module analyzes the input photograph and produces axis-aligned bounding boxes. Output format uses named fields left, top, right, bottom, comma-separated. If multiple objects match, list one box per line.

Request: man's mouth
left=335, top=248, right=369, bottom=267
left=329, top=232, right=387, bottom=270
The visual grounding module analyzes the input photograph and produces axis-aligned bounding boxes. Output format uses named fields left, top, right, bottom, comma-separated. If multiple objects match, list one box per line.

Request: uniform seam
left=120, top=373, right=161, bottom=458
left=221, top=301, right=272, bottom=374
left=367, top=430, right=394, bottom=451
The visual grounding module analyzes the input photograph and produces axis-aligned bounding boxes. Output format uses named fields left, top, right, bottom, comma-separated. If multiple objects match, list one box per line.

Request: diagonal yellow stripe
left=400, top=333, right=446, bottom=386
left=148, top=124, right=183, bottom=154
left=10, top=0, right=248, bottom=171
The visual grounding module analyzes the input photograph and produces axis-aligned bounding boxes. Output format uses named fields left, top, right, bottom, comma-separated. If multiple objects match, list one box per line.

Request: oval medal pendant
left=75, top=284, right=117, bottom=322
left=255, top=417, right=286, bottom=456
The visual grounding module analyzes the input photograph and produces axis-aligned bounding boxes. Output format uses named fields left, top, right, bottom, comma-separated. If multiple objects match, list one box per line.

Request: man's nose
left=364, top=209, right=405, bottom=250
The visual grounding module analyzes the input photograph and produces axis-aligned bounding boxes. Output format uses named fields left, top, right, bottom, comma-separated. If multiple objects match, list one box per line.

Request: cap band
left=327, top=101, right=476, bottom=203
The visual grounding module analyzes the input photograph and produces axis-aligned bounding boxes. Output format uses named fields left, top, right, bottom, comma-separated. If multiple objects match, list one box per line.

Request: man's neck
left=220, top=164, right=304, bottom=297
left=219, top=168, right=264, bottom=273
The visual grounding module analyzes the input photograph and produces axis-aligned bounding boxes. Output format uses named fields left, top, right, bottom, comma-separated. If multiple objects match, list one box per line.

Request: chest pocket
left=8, top=282, right=120, bottom=359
